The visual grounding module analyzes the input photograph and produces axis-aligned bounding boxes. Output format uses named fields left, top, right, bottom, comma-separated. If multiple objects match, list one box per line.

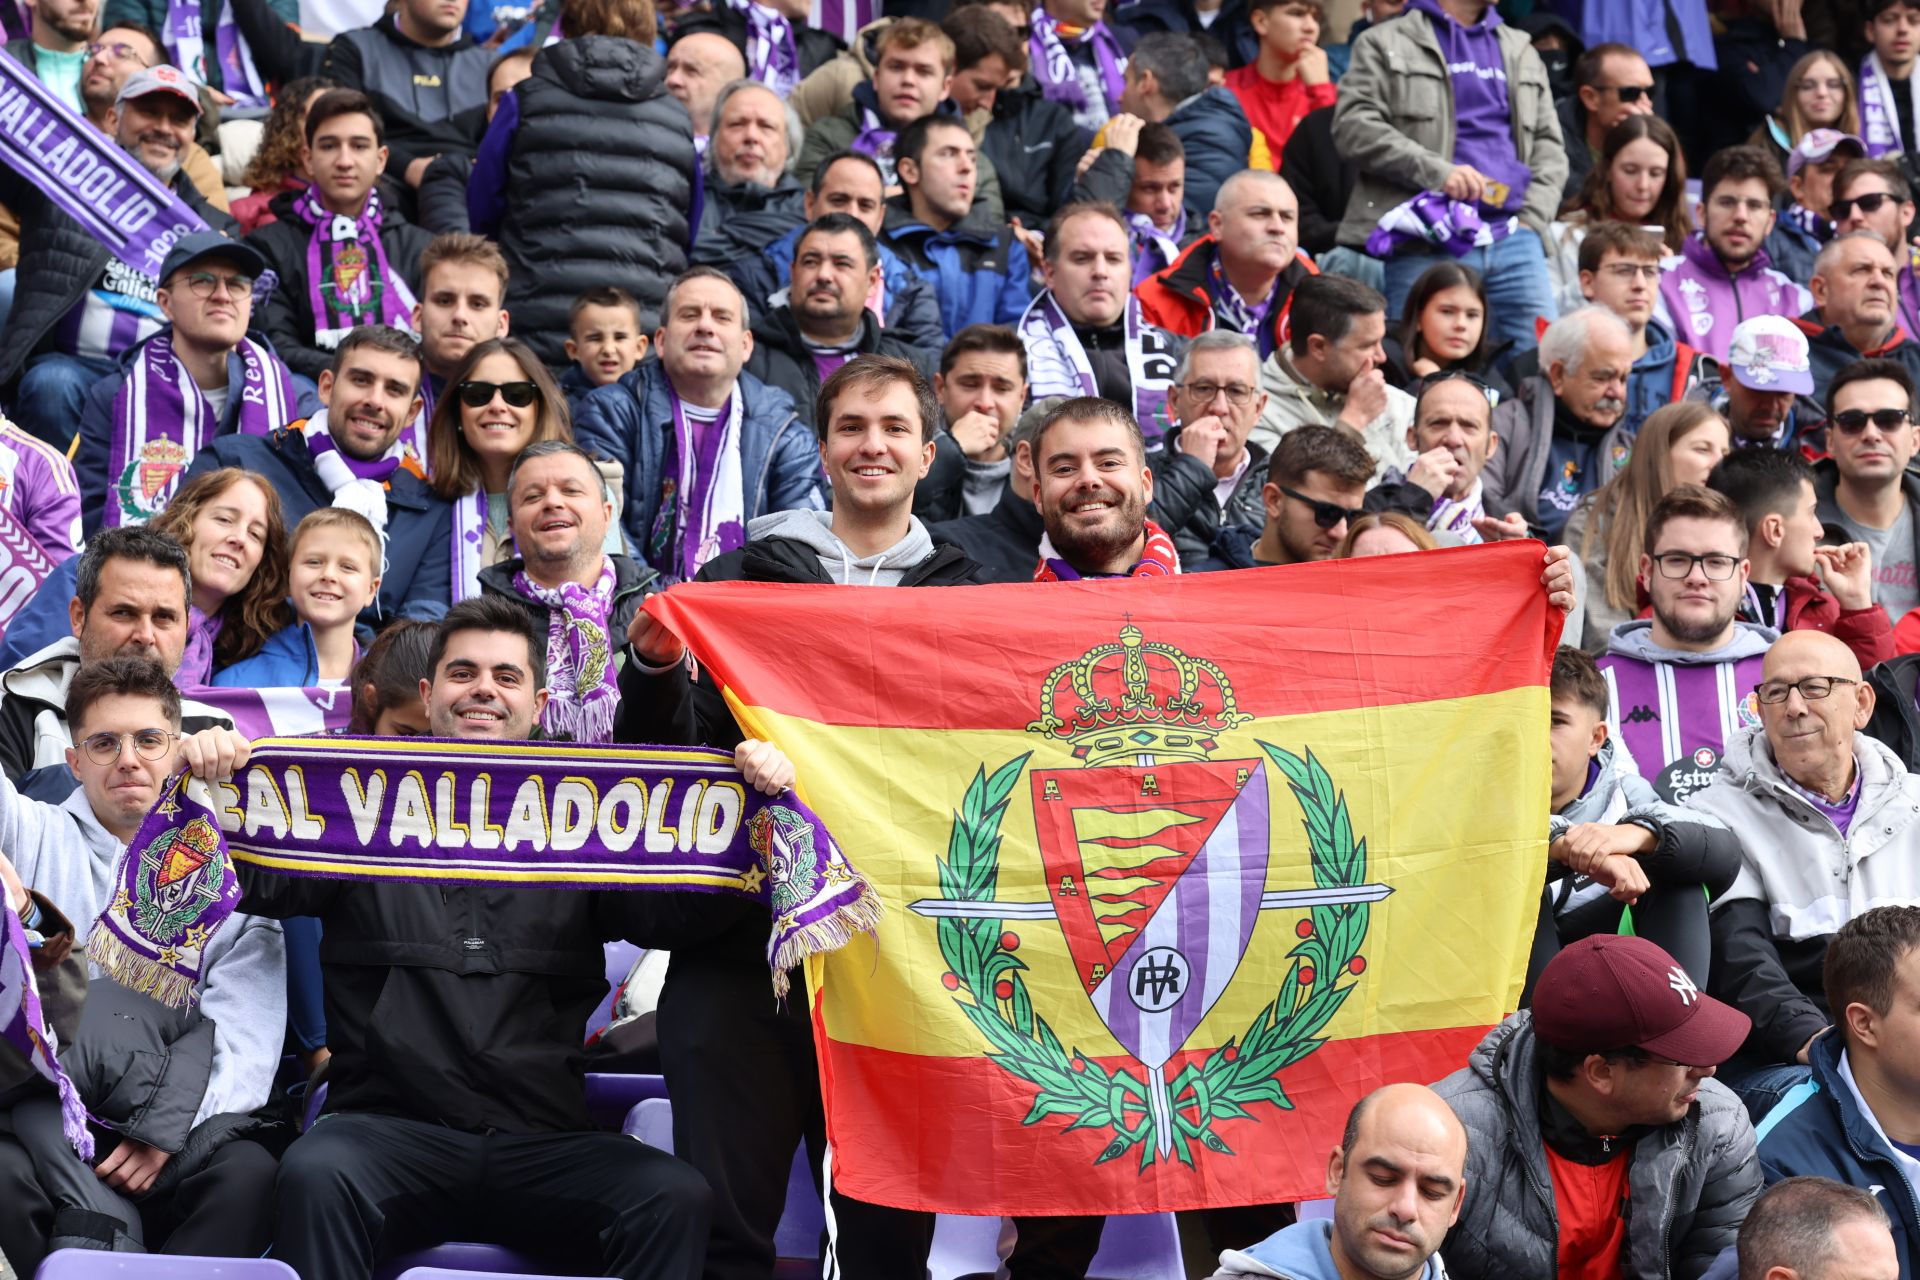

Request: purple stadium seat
left=373, top=1244, right=583, bottom=1280
left=585, top=942, right=644, bottom=1041
left=583, top=1071, right=667, bottom=1130
left=1086, top=1213, right=1183, bottom=1280
left=35, top=1256, right=299, bottom=1279
left=393, top=1269, right=581, bottom=1280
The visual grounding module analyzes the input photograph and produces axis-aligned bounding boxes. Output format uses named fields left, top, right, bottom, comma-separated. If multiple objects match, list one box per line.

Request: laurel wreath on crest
left=934, top=741, right=1372, bottom=1171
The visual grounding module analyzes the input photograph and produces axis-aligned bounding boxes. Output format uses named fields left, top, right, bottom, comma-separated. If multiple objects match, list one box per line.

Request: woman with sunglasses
left=1382, top=263, right=1513, bottom=401
left=1548, top=116, right=1692, bottom=316
left=1565, top=403, right=1731, bottom=652
left=428, top=336, right=621, bottom=600
left=1751, top=51, right=1861, bottom=173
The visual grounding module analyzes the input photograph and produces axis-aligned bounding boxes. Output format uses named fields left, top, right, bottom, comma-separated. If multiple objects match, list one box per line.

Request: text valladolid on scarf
left=106, top=329, right=296, bottom=527
left=88, top=738, right=878, bottom=1004
left=3, top=900, right=92, bottom=1158
left=1018, top=291, right=1178, bottom=447
left=289, top=186, right=419, bottom=350
left=514, top=560, right=622, bottom=743
left=1033, top=518, right=1180, bottom=581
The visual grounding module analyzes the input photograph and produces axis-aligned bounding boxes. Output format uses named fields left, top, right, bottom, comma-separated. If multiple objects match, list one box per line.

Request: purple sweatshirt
left=1656, top=233, right=1814, bottom=363
left=1596, top=618, right=1776, bottom=804
left=0, top=420, right=81, bottom=564
left=1407, top=0, right=1529, bottom=216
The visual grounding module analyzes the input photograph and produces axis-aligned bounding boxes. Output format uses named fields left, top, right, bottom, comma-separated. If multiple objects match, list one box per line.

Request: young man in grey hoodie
left=615, top=354, right=980, bottom=1280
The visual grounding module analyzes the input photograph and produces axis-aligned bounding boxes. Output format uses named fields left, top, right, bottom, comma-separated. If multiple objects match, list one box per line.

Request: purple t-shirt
left=1407, top=0, right=1530, bottom=216
left=1786, top=768, right=1861, bottom=837
left=811, top=350, right=853, bottom=384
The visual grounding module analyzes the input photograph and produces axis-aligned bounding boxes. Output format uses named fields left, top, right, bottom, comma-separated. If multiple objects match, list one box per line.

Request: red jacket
left=1133, top=234, right=1318, bottom=353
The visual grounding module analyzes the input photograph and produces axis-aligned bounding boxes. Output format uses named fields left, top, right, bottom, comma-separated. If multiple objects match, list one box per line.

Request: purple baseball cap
left=1787, top=128, right=1866, bottom=180
left=1726, top=316, right=1815, bottom=396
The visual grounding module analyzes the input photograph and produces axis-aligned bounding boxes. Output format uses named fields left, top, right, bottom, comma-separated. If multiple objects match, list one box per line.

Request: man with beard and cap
left=0, top=64, right=235, bottom=452
left=1596, top=485, right=1777, bottom=803
left=183, top=325, right=455, bottom=626
left=618, top=354, right=976, bottom=1280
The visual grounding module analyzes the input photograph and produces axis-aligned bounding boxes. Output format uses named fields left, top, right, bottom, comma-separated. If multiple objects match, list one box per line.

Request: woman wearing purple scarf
left=151, top=469, right=295, bottom=684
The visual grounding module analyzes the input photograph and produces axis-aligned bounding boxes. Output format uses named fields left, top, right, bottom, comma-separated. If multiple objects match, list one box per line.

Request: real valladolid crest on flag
left=88, top=738, right=879, bottom=1007
left=648, top=542, right=1558, bottom=1215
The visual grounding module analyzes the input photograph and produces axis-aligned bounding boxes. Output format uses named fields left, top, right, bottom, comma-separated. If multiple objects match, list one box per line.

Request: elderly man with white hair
left=691, top=79, right=809, bottom=270
left=1483, top=306, right=1636, bottom=540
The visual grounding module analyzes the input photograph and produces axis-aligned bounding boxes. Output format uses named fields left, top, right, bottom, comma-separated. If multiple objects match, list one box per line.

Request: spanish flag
left=648, top=541, right=1556, bottom=1215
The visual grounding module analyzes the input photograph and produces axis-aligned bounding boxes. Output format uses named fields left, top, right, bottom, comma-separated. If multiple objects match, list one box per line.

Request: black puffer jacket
left=692, top=175, right=807, bottom=271
left=497, top=37, right=695, bottom=367
left=0, top=165, right=235, bottom=390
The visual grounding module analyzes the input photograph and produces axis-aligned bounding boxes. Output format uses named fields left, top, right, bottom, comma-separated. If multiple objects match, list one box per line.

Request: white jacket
left=1254, top=346, right=1416, bottom=483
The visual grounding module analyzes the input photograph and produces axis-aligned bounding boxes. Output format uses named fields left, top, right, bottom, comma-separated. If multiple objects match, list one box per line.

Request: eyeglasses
left=1179, top=379, right=1256, bottom=406
left=79, top=729, right=179, bottom=765
left=1601, top=83, right=1652, bottom=103
left=1278, top=485, right=1364, bottom=530
left=1601, top=262, right=1663, bottom=282
left=457, top=380, right=539, bottom=409
left=177, top=270, right=253, bottom=299
left=1417, top=368, right=1500, bottom=406
left=1831, top=191, right=1897, bottom=220
left=85, top=39, right=151, bottom=64
left=1650, top=551, right=1742, bottom=580
left=1756, top=675, right=1859, bottom=705
left=1831, top=407, right=1913, bottom=435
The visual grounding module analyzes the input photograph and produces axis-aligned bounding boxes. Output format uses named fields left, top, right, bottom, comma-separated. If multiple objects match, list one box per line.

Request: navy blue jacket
left=73, top=329, right=320, bottom=537
left=880, top=199, right=1031, bottom=339
left=571, top=359, right=825, bottom=583
left=183, top=426, right=455, bottom=628
left=1166, top=86, right=1255, bottom=220
left=1756, top=1031, right=1920, bottom=1279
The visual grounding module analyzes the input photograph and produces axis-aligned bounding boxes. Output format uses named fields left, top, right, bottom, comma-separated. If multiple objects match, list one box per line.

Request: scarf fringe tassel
left=768, top=885, right=885, bottom=999
left=85, top=925, right=195, bottom=1011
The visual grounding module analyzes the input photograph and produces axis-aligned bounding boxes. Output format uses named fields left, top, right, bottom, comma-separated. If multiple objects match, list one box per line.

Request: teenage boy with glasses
left=1596, top=485, right=1775, bottom=801
left=1566, top=223, right=1714, bottom=440
left=1814, top=358, right=1920, bottom=626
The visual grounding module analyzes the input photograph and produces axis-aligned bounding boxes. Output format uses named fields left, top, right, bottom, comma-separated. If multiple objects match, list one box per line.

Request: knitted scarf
left=301, top=407, right=426, bottom=541
left=289, top=186, right=419, bottom=351
left=1033, top=518, right=1179, bottom=580
left=648, top=389, right=747, bottom=584
left=728, top=0, right=799, bottom=96
left=1017, top=291, right=1179, bottom=449
left=1859, top=52, right=1920, bottom=158
left=1028, top=4, right=1125, bottom=117
left=513, top=559, right=621, bottom=743
left=1126, top=207, right=1185, bottom=289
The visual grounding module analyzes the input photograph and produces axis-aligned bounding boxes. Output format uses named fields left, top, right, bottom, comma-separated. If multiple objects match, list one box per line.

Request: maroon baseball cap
left=1532, top=935, right=1751, bottom=1066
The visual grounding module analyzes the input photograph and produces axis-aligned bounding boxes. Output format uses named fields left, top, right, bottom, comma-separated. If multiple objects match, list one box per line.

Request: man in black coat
left=616, top=354, right=979, bottom=1280
left=691, top=80, right=809, bottom=269
left=745, top=215, right=939, bottom=431
left=321, top=0, right=491, bottom=192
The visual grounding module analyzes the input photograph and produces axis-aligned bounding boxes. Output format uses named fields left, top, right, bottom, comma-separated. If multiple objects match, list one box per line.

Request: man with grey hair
left=1483, top=306, right=1634, bottom=540
left=1153, top=330, right=1272, bottom=569
left=1796, top=232, right=1920, bottom=408
left=479, top=441, right=652, bottom=743
left=1735, top=1179, right=1897, bottom=1280
left=574, top=266, right=824, bottom=583
left=692, top=80, right=809, bottom=270
left=1135, top=170, right=1316, bottom=356
left=1116, top=33, right=1255, bottom=217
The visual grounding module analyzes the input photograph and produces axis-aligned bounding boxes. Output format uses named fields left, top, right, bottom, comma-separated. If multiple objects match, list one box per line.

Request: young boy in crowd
left=561, top=287, right=651, bottom=413
left=1530, top=646, right=1741, bottom=1000
left=1860, top=0, right=1920, bottom=164
left=211, top=510, right=383, bottom=688
left=1224, top=0, right=1334, bottom=164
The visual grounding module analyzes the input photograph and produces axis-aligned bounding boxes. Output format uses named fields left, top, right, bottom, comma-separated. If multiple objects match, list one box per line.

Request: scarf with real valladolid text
left=89, top=738, right=880, bottom=1004
left=1860, top=52, right=1920, bottom=159
left=106, top=329, right=296, bottom=527
left=514, top=560, right=621, bottom=743
left=1027, top=6, right=1125, bottom=117
left=289, top=186, right=419, bottom=351
left=1017, top=291, right=1177, bottom=448
left=2, top=900, right=92, bottom=1159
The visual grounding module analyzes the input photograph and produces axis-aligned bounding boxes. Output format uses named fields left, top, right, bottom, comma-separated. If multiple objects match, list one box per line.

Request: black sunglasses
left=1831, top=191, right=1897, bottom=221
left=1832, top=407, right=1913, bottom=435
left=1279, top=486, right=1364, bottom=530
left=457, top=379, right=539, bottom=409
left=1605, top=84, right=1651, bottom=103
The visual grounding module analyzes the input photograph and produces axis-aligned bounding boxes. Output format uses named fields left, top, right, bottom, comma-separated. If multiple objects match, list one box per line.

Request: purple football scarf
left=89, top=738, right=877, bottom=1002
left=649, top=390, right=746, bottom=583
left=290, top=186, right=418, bottom=351
left=105, top=329, right=295, bottom=527
left=0, top=502, right=55, bottom=650
left=728, top=0, right=799, bottom=96
left=1016, top=290, right=1177, bottom=448
left=1126, top=207, right=1184, bottom=289
left=0, top=48, right=208, bottom=276
left=514, top=560, right=621, bottom=744
left=1859, top=53, right=1918, bottom=158
left=2, top=900, right=91, bottom=1159
left=177, top=607, right=222, bottom=686
left=164, top=0, right=269, bottom=109
left=1028, top=7, right=1125, bottom=116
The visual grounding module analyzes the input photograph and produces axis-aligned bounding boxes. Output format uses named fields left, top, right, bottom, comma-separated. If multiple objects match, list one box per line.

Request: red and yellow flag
left=649, top=542, right=1556, bottom=1215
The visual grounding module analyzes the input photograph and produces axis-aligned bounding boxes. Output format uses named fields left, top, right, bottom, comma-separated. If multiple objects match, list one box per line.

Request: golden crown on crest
left=1024, top=620, right=1252, bottom=768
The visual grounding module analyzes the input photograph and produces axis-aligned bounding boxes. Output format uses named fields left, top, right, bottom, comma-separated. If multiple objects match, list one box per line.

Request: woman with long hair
left=1334, top=512, right=1439, bottom=558
left=231, top=77, right=339, bottom=235
left=1549, top=116, right=1691, bottom=315
left=427, top=336, right=595, bottom=600
left=1382, top=262, right=1513, bottom=399
left=1751, top=51, right=1859, bottom=171
left=151, top=468, right=293, bottom=682
left=1566, top=403, right=1731, bottom=652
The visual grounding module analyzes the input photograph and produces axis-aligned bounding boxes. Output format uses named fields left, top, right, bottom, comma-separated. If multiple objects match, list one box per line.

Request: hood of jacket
left=746, top=508, right=934, bottom=584
left=2, top=635, right=80, bottom=708
left=1557, top=737, right=1633, bottom=823
left=706, top=173, right=807, bottom=214
left=1217, top=1220, right=1438, bottom=1280
left=530, top=33, right=665, bottom=102
left=1679, top=229, right=1780, bottom=283
left=1637, top=316, right=1678, bottom=370
left=1604, top=618, right=1779, bottom=667
left=1791, top=309, right=1910, bottom=359
left=882, top=194, right=1003, bottom=248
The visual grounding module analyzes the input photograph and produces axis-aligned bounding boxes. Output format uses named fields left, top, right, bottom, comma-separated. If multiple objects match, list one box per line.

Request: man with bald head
left=1435, top=934, right=1760, bottom=1280
left=665, top=32, right=748, bottom=156
left=1689, top=628, right=1920, bottom=1122
left=1210, top=1084, right=1465, bottom=1280
left=1791, top=232, right=1920, bottom=408
left=693, top=81, right=807, bottom=271
left=1136, top=170, right=1316, bottom=356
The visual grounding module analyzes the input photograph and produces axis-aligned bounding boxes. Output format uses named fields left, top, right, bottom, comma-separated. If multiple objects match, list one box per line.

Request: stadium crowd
left=8, top=0, right=1920, bottom=1274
